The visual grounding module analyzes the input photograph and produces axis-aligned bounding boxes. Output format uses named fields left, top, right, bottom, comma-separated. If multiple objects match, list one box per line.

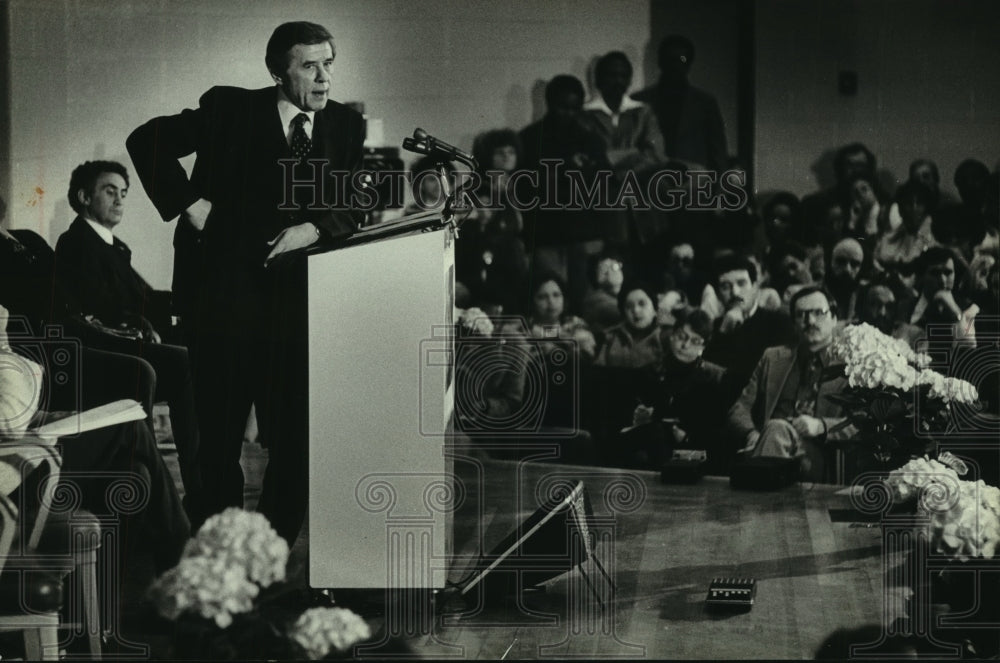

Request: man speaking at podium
left=127, top=21, right=365, bottom=543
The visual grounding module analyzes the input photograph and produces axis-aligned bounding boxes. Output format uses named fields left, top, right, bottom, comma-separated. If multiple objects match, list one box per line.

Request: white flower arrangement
left=148, top=554, right=260, bottom=628
left=288, top=607, right=372, bottom=660
left=458, top=307, right=494, bottom=337
left=921, top=479, right=1000, bottom=561
left=150, top=508, right=288, bottom=627
left=886, top=456, right=960, bottom=503
left=830, top=323, right=977, bottom=404
left=182, top=508, right=289, bottom=587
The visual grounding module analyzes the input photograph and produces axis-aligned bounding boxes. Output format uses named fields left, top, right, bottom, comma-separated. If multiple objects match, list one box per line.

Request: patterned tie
left=290, top=113, right=312, bottom=161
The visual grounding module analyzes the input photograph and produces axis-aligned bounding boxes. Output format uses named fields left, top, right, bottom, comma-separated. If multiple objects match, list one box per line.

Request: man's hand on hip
left=265, top=223, right=321, bottom=267
left=182, top=198, right=212, bottom=232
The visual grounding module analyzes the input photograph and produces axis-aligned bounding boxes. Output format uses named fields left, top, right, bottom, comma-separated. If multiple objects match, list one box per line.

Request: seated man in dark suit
left=703, top=253, right=796, bottom=406
left=1, top=304, right=188, bottom=573
left=728, top=286, right=855, bottom=482
left=54, top=161, right=202, bottom=523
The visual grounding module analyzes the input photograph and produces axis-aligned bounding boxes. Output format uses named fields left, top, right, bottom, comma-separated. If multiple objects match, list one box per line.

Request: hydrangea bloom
left=831, top=323, right=976, bottom=402
left=886, top=456, right=959, bottom=503
left=458, top=307, right=494, bottom=337
left=184, top=508, right=289, bottom=587
left=149, top=555, right=259, bottom=628
left=921, top=479, right=1000, bottom=560
left=289, top=607, right=372, bottom=659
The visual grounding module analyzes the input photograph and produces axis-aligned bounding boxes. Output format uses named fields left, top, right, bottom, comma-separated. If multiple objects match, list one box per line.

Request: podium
left=307, top=216, right=456, bottom=589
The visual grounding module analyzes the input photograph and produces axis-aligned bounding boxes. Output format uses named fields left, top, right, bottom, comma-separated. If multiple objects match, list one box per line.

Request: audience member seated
left=527, top=272, right=598, bottom=362
left=905, top=247, right=979, bottom=351
left=854, top=280, right=923, bottom=348
left=626, top=309, right=728, bottom=472
left=729, top=286, right=855, bottom=482
left=452, top=137, right=530, bottom=316
left=595, top=282, right=666, bottom=369
left=873, top=179, right=939, bottom=274
left=0, top=194, right=164, bottom=425
left=885, top=158, right=953, bottom=230
left=767, top=240, right=815, bottom=300
left=702, top=254, right=796, bottom=405
left=824, top=238, right=866, bottom=320
left=934, top=159, right=998, bottom=260
left=0, top=305, right=189, bottom=574
left=759, top=192, right=804, bottom=251
left=53, top=160, right=203, bottom=522
left=580, top=249, right=625, bottom=336
left=654, top=276, right=690, bottom=329
left=456, top=299, right=597, bottom=466
left=801, top=142, right=878, bottom=236
left=520, top=75, right=609, bottom=309
left=841, top=172, right=886, bottom=245
left=662, top=242, right=709, bottom=307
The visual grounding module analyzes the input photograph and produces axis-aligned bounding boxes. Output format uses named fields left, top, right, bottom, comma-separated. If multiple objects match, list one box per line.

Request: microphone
left=409, top=128, right=477, bottom=168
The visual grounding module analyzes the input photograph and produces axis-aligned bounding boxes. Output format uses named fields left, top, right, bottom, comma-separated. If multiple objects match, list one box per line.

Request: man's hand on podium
left=265, top=223, right=322, bottom=267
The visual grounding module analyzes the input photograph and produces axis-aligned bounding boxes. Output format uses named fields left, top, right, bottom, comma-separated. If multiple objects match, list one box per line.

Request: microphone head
left=413, top=128, right=428, bottom=140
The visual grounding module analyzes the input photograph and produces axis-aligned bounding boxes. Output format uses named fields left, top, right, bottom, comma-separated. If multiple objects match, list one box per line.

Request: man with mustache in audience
left=728, top=286, right=855, bottom=482
left=702, top=254, right=795, bottom=406
left=127, top=21, right=365, bottom=544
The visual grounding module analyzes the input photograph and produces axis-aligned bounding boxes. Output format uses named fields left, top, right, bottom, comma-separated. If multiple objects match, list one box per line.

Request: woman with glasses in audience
left=618, top=309, right=727, bottom=470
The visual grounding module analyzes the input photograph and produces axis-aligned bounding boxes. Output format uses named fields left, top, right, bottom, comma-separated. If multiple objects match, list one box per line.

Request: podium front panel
left=308, top=228, right=454, bottom=589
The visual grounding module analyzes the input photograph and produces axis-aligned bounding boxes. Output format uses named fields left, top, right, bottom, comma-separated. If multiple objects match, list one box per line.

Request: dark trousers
left=187, top=259, right=310, bottom=545
left=58, top=420, right=190, bottom=573
left=67, top=321, right=203, bottom=518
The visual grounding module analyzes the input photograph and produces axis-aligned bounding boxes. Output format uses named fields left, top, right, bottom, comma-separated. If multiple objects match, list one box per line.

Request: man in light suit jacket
left=126, top=21, right=366, bottom=543
left=728, top=286, right=855, bottom=482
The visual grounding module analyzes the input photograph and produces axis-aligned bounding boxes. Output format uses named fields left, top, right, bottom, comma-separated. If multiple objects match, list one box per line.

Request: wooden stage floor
left=148, top=441, right=893, bottom=660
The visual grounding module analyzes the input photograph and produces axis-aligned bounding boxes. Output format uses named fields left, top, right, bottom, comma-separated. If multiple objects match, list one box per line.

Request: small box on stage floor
left=660, top=449, right=707, bottom=484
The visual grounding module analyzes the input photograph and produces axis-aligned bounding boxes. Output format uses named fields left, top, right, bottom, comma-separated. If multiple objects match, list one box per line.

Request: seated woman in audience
left=457, top=293, right=597, bottom=465
left=842, top=173, right=887, bottom=243
left=616, top=309, right=726, bottom=470
left=595, top=282, right=666, bottom=369
left=873, top=179, right=939, bottom=275
left=527, top=272, right=597, bottom=361
left=580, top=249, right=625, bottom=336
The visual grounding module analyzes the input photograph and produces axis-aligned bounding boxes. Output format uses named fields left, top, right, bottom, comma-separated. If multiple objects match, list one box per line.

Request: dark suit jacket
left=703, top=307, right=797, bottom=406
left=727, top=344, right=855, bottom=442
left=54, top=217, right=155, bottom=328
left=0, top=229, right=63, bottom=331
left=632, top=82, right=728, bottom=174
left=126, top=86, right=365, bottom=331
